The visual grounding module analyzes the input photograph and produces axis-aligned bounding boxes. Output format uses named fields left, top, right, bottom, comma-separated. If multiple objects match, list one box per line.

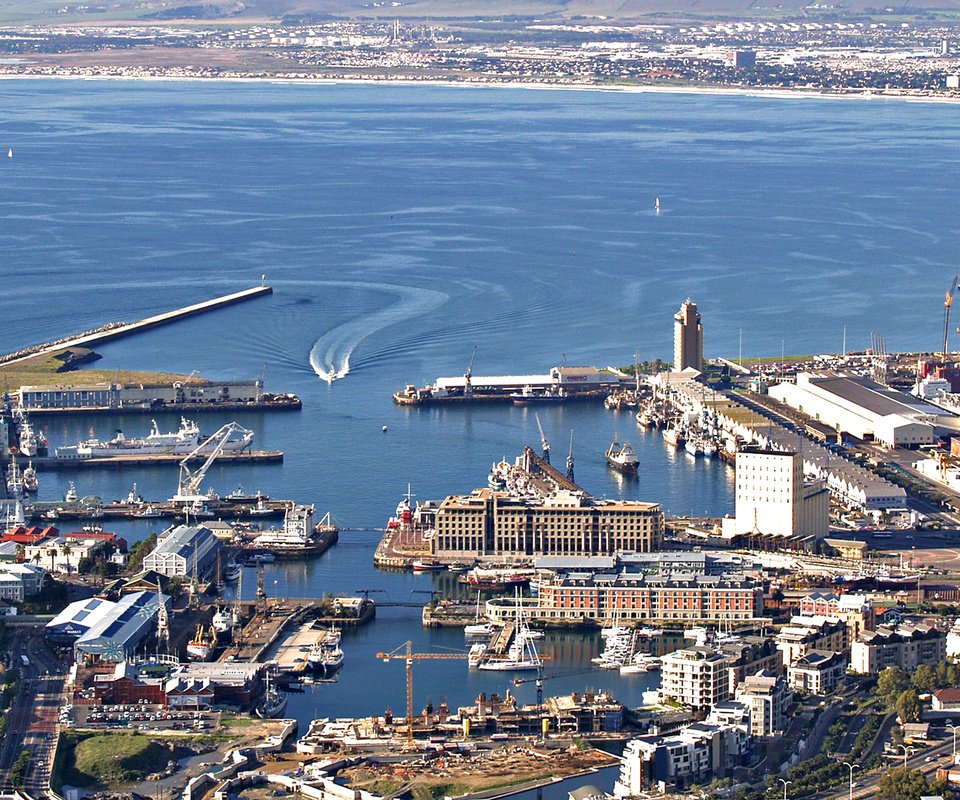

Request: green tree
left=876, top=767, right=929, bottom=800
left=896, top=689, right=922, bottom=723
left=912, top=664, right=939, bottom=693
left=877, top=666, right=910, bottom=706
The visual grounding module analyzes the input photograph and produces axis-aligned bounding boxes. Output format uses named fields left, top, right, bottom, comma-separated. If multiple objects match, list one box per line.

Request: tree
left=912, top=663, right=939, bottom=693
left=896, top=689, right=922, bottom=723
left=876, top=767, right=929, bottom=800
left=877, top=666, right=910, bottom=706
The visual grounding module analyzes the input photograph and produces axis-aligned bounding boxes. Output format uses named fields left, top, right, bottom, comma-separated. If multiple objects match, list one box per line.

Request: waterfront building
left=660, top=647, right=731, bottom=711
left=850, top=623, right=946, bottom=675
left=799, top=592, right=875, bottom=641
left=18, top=379, right=263, bottom=411
left=722, top=447, right=829, bottom=542
left=23, top=536, right=107, bottom=574
left=615, top=721, right=750, bottom=794
left=775, top=615, right=847, bottom=667
left=768, top=372, right=954, bottom=449
left=46, top=596, right=118, bottom=646
left=717, top=637, right=783, bottom=694
left=673, top=299, right=703, bottom=373
left=532, top=572, right=763, bottom=624
left=0, top=562, right=46, bottom=599
left=74, top=591, right=165, bottom=664
left=735, top=671, right=786, bottom=737
left=143, top=524, right=220, bottom=578
left=786, top=650, right=846, bottom=694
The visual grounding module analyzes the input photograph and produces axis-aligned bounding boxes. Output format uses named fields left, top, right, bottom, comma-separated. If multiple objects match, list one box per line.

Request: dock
left=1, top=285, right=273, bottom=368
left=25, top=494, right=293, bottom=522
left=264, top=622, right=330, bottom=676
left=21, top=450, right=282, bottom=471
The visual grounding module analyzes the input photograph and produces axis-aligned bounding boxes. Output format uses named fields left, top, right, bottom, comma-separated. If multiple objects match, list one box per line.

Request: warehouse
left=46, top=596, right=118, bottom=646
left=769, top=372, right=957, bottom=448
left=143, top=524, right=220, bottom=578
left=74, top=591, right=165, bottom=663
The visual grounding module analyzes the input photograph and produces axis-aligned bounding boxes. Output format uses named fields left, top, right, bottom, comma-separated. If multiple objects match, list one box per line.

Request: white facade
left=735, top=672, right=786, bottom=737
left=660, top=647, right=730, bottom=711
left=0, top=563, right=45, bottom=597
left=769, top=372, right=946, bottom=448
left=725, top=448, right=829, bottom=539
left=850, top=624, right=946, bottom=675
left=787, top=650, right=846, bottom=694
left=144, top=525, right=220, bottom=578
left=23, top=538, right=102, bottom=574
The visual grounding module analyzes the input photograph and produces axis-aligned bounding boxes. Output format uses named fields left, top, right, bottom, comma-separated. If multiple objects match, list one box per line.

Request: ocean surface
left=1, top=79, right=959, bottom=729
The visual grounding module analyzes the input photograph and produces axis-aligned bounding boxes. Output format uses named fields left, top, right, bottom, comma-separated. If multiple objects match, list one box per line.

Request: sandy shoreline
left=2, top=70, right=960, bottom=105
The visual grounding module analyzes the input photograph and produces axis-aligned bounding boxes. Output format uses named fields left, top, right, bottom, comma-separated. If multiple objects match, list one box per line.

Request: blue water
left=1, top=80, right=959, bottom=725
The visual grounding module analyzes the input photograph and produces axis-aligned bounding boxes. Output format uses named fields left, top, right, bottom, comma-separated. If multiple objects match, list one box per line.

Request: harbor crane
left=945, top=274, right=959, bottom=362
left=535, top=413, right=551, bottom=464
left=512, top=666, right=600, bottom=717
left=376, top=641, right=467, bottom=749
left=172, top=422, right=254, bottom=504
left=464, top=346, right=477, bottom=397
left=566, top=431, right=575, bottom=484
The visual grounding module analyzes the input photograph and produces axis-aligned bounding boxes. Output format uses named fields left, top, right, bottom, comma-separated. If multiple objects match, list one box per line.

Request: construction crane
left=535, top=413, right=550, bottom=464
left=172, top=422, right=254, bottom=504
left=512, top=666, right=600, bottom=719
left=377, top=641, right=467, bottom=749
left=944, top=274, right=959, bottom=362
left=464, top=346, right=477, bottom=397
left=566, top=431, right=575, bottom=484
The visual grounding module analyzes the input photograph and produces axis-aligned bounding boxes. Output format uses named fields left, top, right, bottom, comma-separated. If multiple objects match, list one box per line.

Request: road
left=0, top=626, right=67, bottom=797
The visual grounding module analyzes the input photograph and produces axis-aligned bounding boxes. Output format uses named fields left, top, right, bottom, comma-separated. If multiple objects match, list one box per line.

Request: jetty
left=2, top=285, right=273, bottom=368
left=20, top=449, right=282, bottom=471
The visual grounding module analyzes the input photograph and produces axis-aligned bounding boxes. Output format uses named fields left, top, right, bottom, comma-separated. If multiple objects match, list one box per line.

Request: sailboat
left=655, top=196, right=660, bottom=213
left=7, top=149, right=12, bottom=159
left=478, top=591, right=541, bottom=671
left=464, top=592, right=499, bottom=639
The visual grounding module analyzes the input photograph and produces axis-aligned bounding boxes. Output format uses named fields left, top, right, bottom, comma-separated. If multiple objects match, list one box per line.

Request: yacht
left=477, top=594, right=542, bottom=672
left=223, top=561, right=242, bottom=582
left=21, top=463, right=38, bottom=494
left=662, top=426, right=684, bottom=448
left=620, top=654, right=661, bottom=675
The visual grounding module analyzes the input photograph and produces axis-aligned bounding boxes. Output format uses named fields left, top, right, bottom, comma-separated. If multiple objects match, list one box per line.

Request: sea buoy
left=382, top=425, right=388, bottom=432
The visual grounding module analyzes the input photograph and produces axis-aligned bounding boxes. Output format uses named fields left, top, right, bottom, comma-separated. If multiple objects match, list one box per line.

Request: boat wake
left=308, top=282, right=448, bottom=383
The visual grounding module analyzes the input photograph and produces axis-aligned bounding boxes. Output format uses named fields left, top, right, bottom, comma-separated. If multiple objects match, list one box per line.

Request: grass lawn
left=62, top=732, right=184, bottom=787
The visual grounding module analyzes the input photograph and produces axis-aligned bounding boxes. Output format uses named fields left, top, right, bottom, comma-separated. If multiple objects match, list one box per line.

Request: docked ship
left=510, top=386, right=565, bottom=405
left=476, top=600, right=542, bottom=672
left=619, top=654, right=662, bottom=675
left=246, top=504, right=339, bottom=558
left=307, top=628, right=344, bottom=675
left=223, top=561, right=242, bottom=582
left=14, top=411, right=47, bottom=457
left=256, top=672, right=288, bottom=719
left=662, top=426, right=684, bottom=449
left=460, top=567, right=535, bottom=591
left=605, top=438, right=639, bottom=474
left=20, top=463, right=38, bottom=494
left=55, top=417, right=254, bottom=459
left=186, top=623, right=216, bottom=661
left=211, top=607, right=233, bottom=642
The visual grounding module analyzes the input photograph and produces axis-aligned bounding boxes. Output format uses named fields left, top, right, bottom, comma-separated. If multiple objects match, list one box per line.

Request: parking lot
left=70, top=702, right=221, bottom=733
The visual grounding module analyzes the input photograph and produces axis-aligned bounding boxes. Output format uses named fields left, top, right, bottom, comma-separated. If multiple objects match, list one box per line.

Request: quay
left=24, top=395, right=301, bottom=415
left=1, top=285, right=273, bottom=368
left=25, top=494, right=294, bottom=522
left=19, top=449, right=283, bottom=470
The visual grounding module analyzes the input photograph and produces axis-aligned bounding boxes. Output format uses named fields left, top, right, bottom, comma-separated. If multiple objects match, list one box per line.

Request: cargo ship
left=394, top=364, right=619, bottom=406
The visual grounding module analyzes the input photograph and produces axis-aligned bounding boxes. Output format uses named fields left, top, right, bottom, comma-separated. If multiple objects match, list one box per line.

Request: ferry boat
left=186, top=623, right=216, bottom=661
left=605, top=438, right=639, bottom=474
left=55, top=417, right=254, bottom=459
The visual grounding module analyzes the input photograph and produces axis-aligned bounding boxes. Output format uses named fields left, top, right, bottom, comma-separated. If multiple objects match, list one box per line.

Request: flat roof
left=808, top=374, right=942, bottom=418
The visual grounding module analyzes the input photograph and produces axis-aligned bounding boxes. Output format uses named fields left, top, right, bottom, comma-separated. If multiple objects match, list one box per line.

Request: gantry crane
left=535, top=413, right=550, bottom=464
left=172, top=422, right=254, bottom=504
left=376, top=641, right=467, bottom=749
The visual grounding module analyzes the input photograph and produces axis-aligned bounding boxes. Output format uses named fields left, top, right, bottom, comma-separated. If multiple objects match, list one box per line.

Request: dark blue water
left=1, top=80, right=959, bottom=725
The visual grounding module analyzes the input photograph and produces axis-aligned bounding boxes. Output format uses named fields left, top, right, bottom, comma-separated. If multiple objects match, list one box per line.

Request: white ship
left=211, top=607, right=233, bottom=642
left=55, top=417, right=254, bottom=459
left=21, top=463, right=38, bottom=494
left=307, top=628, right=344, bottom=674
left=186, top=623, right=215, bottom=661
left=15, top=411, right=47, bottom=457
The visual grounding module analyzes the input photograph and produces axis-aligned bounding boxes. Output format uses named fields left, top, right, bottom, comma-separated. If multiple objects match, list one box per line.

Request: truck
left=20, top=654, right=30, bottom=668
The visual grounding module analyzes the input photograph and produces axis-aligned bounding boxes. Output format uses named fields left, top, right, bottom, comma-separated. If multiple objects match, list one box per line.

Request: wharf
left=422, top=602, right=476, bottom=627
left=21, top=450, right=283, bottom=470
left=25, top=395, right=301, bottom=415
left=219, top=600, right=314, bottom=665
left=26, top=496, right=292, bottom=522
left=264, top=622, right=328, bottom=676
left=1, top=285, right=273, bottom=368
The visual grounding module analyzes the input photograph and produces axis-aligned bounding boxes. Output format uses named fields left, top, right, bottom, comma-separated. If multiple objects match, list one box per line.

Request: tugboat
left=186, top=623, right=215, bottom=661
left=255, top=671, right=288, bottom=719
left=605, top=437, right=639, bottom=474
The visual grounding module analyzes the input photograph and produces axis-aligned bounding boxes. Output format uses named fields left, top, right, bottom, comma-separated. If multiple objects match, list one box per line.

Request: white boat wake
left=308, top=282, right=448, bottom=383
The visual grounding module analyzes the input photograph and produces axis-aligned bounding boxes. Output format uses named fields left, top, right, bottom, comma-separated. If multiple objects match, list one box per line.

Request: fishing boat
left=605, top=437, right=639, bottom=474
left=248, top=492, right=273, bottom=517
left=21, top=463, right=38, bottom=494
left=662, top=426, right=684, bottom=448
left=64, top=482, right=78, bottom=503
left=308, top=628, right=344, bottom=674
left=6, top=461, right=23, bottom=498
left=211, top=607, right=233, bottom=642
left=702, top=439, right=719, bottom=459
left=411, top=559, right=445, bottom=572
left=15, top=412, right=47, bottom=457
left=256, top=671, right=288, bottom=719
left=186, top=623, right=216, bottom=661
left=510, top=385, right=564, bottom=405
left=684, top=437, right=703, bottom=457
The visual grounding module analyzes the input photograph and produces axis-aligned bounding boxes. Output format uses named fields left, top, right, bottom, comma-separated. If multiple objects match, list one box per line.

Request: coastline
left=2, top=70, right=960, bottom=105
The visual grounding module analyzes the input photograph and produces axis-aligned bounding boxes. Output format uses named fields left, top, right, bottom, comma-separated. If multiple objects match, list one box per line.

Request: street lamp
left=898, top=743, right=913, bottom=769
left=840, top=761, right=859, bottom=800
left=949, top=722, right=959, bottom=758
left=778, top=778, right=792, bottom=800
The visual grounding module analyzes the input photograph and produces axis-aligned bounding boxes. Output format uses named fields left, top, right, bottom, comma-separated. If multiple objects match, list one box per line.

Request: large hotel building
left=431, top=449, right=664, bottom=559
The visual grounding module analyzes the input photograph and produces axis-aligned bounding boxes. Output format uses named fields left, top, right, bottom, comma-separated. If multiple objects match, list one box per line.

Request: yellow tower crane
left=376, top=641, right=467, bottom=749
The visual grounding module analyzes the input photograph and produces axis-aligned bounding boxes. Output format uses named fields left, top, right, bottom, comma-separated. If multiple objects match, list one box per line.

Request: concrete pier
left=3, top=285, right=273, bottom=366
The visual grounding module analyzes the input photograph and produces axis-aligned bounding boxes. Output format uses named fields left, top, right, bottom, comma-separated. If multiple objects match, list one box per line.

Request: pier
left=20, top=449, right=283, bottom=470
left=2, top=285, right=273, bottom=367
